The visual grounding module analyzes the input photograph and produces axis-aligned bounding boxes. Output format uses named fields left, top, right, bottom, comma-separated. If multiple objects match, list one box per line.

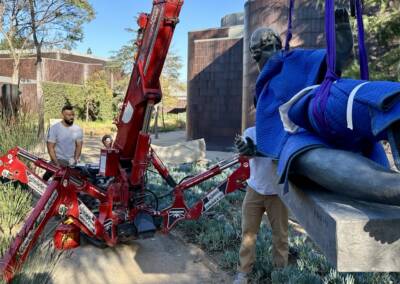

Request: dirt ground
left=51, top=131, right=234, bottom=284
left=52, top=233, right=231, bottom=284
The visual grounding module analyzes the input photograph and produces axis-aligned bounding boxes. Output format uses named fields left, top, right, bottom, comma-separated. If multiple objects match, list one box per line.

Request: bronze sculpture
left=247, top=9, right=400, bottom=206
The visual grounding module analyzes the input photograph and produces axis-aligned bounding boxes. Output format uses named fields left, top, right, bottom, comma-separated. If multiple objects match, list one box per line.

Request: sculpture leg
left=292, top=147, right=400, bottom=205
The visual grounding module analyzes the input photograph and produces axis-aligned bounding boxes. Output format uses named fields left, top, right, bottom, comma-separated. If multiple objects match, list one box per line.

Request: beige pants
left=238, top=186, right=288, bottom=273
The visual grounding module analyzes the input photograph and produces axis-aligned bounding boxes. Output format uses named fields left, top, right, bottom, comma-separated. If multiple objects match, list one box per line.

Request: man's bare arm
left=47, top=142, right=59, bottom=166
left=74, top=140, right=83, bottom=163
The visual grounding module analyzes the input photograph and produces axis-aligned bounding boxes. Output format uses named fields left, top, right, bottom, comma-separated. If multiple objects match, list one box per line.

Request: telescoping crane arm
left=114, top=0, right=183, bottom=161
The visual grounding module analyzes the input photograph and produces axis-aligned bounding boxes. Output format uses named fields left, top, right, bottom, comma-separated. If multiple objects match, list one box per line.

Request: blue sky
left=76, top=1, right=245, bottom=81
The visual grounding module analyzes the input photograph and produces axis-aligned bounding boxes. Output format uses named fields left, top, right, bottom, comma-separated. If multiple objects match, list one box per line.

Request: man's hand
left=47, top=142, right=60, bottom=166
left=235, top=135, right=257, bottom=157
left=74, top=140, right=83, bottom=165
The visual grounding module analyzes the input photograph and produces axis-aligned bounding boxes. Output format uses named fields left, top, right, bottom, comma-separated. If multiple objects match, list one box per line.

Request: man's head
left=61, top=105, right=75, bottom=126
left=250, top=27, right=282, bottom=70
left=102, top=134, right=113, bottom=149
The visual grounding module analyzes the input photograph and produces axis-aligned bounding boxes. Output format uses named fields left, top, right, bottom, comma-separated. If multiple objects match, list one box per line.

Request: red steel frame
left=0, top=1, right=250, bottom=282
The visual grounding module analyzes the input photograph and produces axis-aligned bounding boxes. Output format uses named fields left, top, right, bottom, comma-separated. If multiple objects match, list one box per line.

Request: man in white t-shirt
left=233, top=126, right=288, bottom=284
left=43, top=105, right=83, bottom=180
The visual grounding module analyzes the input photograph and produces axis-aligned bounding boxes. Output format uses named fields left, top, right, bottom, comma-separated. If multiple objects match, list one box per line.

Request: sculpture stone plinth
left=279, top=179, right=400, bottom=272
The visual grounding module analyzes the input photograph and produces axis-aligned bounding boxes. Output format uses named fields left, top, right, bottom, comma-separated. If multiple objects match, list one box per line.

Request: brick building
left=187, top=13, right=244, bottom=150
left=0, top=49, right=116, bottom=112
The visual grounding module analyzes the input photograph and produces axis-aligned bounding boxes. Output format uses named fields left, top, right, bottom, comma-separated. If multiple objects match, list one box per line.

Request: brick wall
left=0, top=53, right=115, bottom=112
left=19, top=83, right=37, bottom=113
left=187, top=28, right=243, bottom=150
left=0, top=58, right=37, bottom=80
left=0, top=57, right=106, bottom=86
left=44, top=58, right=85, bottom=84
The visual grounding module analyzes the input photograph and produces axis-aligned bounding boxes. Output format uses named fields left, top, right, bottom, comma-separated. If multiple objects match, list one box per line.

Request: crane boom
left=114, top=0, right=183, bottom=160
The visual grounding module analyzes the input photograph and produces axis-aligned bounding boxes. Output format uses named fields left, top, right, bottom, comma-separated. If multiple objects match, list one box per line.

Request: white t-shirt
left=47, top=122, right=83, bottom=162
left=243, top=127, right=279, bottom=196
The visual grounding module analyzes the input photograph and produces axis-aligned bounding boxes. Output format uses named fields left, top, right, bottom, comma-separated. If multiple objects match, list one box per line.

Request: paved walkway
left=52, top=130, right=234, bottom=284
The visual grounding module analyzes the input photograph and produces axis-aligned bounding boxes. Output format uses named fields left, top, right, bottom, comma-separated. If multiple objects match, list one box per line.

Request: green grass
left=63, top=112, right=186, bottom=137
left=0, top=117, right=39, bottom=155
left=76, top=119, right=117, bottom=136
left=146, top=163, right=400, bottom=284
left=149, top=112, right=186, bottom=133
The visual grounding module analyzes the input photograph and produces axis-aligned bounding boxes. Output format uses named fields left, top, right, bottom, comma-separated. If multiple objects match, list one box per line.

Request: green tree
left=0, top=0, right=32, bottom=84
left=110, top=27, right=137, bottom=73
left=363, top=0, right=400, bottom=80
left=83, top=71, right=113, bottom=121
left=315, top=1, right=400, bottom=81
left=26, top=0, right=95, bottom=138
left=111, top=23, right=186, bottom=134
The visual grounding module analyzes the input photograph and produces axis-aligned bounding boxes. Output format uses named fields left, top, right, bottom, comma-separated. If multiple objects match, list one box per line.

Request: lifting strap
left=284, top=0, right=295, bottom=51
left=312, top=0, right=369, bottom=132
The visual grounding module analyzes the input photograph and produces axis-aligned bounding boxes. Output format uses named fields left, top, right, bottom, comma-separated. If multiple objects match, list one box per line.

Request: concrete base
left=151, top=139, right=206, bottom=165
left=279, top=179, right=400, bottom=272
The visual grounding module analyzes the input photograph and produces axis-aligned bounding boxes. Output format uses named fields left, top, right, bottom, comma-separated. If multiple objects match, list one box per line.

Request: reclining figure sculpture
left=251, top=4, right=400, bottom=206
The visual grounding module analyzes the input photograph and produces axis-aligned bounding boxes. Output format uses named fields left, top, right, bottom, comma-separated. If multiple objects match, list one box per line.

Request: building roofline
left=188, top=24, right=243, bottom=34
left=0, top=48, right=109, bottom=62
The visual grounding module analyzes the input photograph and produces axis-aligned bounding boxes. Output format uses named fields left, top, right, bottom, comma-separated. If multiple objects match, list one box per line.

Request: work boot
left=233, top=272, right=248, bottom=284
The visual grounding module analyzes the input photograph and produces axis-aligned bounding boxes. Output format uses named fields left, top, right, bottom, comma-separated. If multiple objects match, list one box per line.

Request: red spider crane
left=0, top=1, right=249, bottom=282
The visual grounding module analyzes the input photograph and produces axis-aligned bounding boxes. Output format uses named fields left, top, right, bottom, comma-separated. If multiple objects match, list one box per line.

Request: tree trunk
left=28, top=0, right=45, bottom=140
left=161, top=105, right=166, bottom=128
left=12, top=61, right=19, bottom=85
left=154, top=106, right=159, bottom=139
left=36, top=61, right=45, bottom=140
left=86, top=101, right=89, bottom=122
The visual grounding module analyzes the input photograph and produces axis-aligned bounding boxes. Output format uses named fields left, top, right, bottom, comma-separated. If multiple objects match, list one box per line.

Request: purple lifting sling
left=315, top=0, right=369, bottom=131
left=285, top=0, right=369, bottom=132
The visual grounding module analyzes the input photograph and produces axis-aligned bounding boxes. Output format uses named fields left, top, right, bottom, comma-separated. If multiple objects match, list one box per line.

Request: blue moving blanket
left=288, top=79, right=400, bottom=149
left=255, top=49, right=390, bottom=184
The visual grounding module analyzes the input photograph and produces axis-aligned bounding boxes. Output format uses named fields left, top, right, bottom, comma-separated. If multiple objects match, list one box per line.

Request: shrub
left=43, top=71, right=114, bottom=121
left=0, top=116, right=39, bottom=155
left=43, top=82, right=85, bottom=120
left=0, top=183, right=32, bottom=237
left=0, top=118, right=64, bottom=283
left=82, top=71, right=114, bottom=121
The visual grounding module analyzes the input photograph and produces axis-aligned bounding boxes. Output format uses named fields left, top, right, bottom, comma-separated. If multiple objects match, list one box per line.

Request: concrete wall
left=187, top=26, right=243, bottom=150
left=221, top=13, right=244, bottom=27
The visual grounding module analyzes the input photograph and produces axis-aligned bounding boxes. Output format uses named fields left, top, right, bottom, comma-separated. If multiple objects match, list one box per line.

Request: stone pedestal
left=151, top=139, right=206, bottom=165
left=279, top=180, right=400, bottom=272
